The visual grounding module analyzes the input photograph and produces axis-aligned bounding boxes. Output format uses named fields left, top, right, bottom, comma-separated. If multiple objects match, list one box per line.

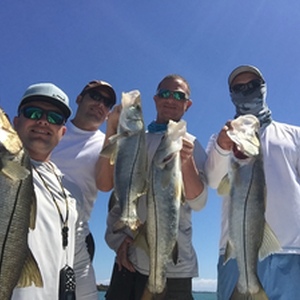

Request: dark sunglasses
left=156, top=89, right=188, bottom=101
left=86, top=91, right=113, bottom=108
left=231, top=79, right=263, bottom=94
left=20, top=106, right=65, bottom=125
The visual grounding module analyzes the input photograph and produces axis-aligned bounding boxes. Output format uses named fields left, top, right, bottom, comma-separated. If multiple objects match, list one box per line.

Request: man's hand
left=216, top=121, right=234, bottom=151
left=116, top=236, right=135, bottom=272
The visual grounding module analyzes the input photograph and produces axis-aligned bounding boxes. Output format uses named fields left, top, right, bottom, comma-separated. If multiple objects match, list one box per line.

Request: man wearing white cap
left=12, top=82, right=78, bottom=300
left=205, top=65, right=300, bottom=299
left=51, top=80, right=117, bottom=300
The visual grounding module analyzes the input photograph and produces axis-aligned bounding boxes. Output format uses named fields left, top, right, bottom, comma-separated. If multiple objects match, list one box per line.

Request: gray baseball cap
left=18, top=83, right=72, bottom=119
left=228, top=65, right=265, bottom=87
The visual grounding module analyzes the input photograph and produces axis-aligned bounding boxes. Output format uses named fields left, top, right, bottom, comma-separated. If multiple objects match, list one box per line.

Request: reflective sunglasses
left=86, top=91, right=113, bottom=108
left=231, top=79, right=263, bottom=94
left=156, top=89, right=188, bottom=101
left=20, top=106, right=65, bottom=125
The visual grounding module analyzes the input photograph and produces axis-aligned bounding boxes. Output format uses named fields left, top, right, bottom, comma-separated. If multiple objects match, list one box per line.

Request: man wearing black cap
left=205, top=65, right=300, bottom=299
left=51, top=80, right=117, bottom=300
left=12, top=82, right=78, bottom=299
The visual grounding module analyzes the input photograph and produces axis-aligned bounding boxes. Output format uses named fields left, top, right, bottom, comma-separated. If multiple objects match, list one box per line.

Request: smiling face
left=14, top=101, right=66, bottom=161
left=153, top=77, right=192, bottom=123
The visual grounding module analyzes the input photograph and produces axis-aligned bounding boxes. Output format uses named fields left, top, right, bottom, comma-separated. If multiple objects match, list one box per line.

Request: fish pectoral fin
left=217, top=174, right=231, bottom=195
left=108, top=191, right=118, bottom=212
left=17, top=249, right=43, bottom=288
left=1, top=161, right=30, bottom=181
left=259, top=222, right=282, bottom=261
left=224, top=240, right=235, bottom=264
left=180, top=189, right=185, bottom=205
left=29, top=193, right=38, bottom=230
left=141, top=286, right=167, bottom=300
left=99, top=142, right=117, bottom=165
left=172, top=242, right=179, bottom=265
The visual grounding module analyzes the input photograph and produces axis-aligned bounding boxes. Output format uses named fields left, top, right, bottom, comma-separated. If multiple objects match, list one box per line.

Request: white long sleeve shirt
left=105, top=130, right=208, bottom=278
left=205, top=121, right=300, bottom=255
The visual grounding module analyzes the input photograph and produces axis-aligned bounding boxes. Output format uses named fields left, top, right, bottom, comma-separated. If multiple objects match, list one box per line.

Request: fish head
left=154, top=120, right=186, bottom=169
left=119, top=90, right=145, bottom=133
left=227, top=114, right=260, bottom=157
left=0, top=107, right=23, bottom=157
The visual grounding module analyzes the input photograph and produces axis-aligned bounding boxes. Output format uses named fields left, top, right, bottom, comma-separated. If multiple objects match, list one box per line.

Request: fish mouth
left=227, top=115, right=260, bottom=157
left=233, top=143, right=249, bottom=159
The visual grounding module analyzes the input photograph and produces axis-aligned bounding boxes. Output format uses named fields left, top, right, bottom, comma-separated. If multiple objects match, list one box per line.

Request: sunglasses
left=231, top=79, right=263, bottom=94
left=156, top=89, right=188, bottom=101
left=86, top=91, right=113, bottom=108
left=20, top=106, right=65, bottom=125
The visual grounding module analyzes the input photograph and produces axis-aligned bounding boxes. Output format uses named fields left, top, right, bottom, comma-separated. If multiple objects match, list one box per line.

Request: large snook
left=218, top=115, right=281, bottom=300
left=101, top=90, right=147, bottom=232
left=142, top=120, right=186, bottom=300
left=0, top=107, right=43, bottom=299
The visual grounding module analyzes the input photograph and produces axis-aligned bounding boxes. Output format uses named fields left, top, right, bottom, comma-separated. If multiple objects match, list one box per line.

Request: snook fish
left=142, top=120, right=186, bottom=299
left=218, top=115, right=281, bottom=300
left=0, top=107, right=43, bottom=299
left=101, top=90, right=147, bottom=232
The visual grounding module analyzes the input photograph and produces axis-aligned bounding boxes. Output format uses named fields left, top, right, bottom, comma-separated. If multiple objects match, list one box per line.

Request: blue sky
left=2, top=1, right=300, bottom=292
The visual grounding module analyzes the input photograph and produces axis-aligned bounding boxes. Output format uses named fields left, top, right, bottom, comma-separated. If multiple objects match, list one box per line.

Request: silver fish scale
left=229, top=153, right=266, bottom=295
left=0, top=150, right=36, bottom=299
left=114, top=131, right=147, bottom=230
left=146, top=132, right=182, bottom=295
left=113, top=92, right=147, bottom=232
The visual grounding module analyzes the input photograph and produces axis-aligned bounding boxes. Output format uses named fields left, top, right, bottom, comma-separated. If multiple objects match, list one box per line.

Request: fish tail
left=251, top=288, right=269, bottom=300
left=141, top=286, right=166, bottom=300
left=230, top=285, right=269, bottom=300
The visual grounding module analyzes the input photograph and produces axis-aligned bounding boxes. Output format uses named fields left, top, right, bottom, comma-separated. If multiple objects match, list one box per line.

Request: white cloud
left=192, top=278, right=217, bottom=292
left=98, top=278, right=111, bottom=286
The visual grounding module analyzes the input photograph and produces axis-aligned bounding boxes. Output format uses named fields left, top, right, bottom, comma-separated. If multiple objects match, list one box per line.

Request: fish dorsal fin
left=224, top=240, right=235, bottom=264
left=17, top=249, right=43, bottom=288
left=217, top=174, right=230, bottom=195
left=259, top=222, right=282, bottom=261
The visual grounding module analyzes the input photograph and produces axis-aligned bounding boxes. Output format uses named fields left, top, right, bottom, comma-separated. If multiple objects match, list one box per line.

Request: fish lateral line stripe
left=242, top=164, right=257, bottom=287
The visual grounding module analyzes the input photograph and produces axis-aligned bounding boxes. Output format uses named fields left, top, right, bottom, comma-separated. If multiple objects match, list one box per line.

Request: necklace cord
left=32, top=163, right=70, bottom=251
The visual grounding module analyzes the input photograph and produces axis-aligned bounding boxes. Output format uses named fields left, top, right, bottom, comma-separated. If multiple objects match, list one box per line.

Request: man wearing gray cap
left=205, top=65, right=300, bottom=299
left=12, top=82, right=78, bottom=300
left=51, top=80, right=117, bottom=300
